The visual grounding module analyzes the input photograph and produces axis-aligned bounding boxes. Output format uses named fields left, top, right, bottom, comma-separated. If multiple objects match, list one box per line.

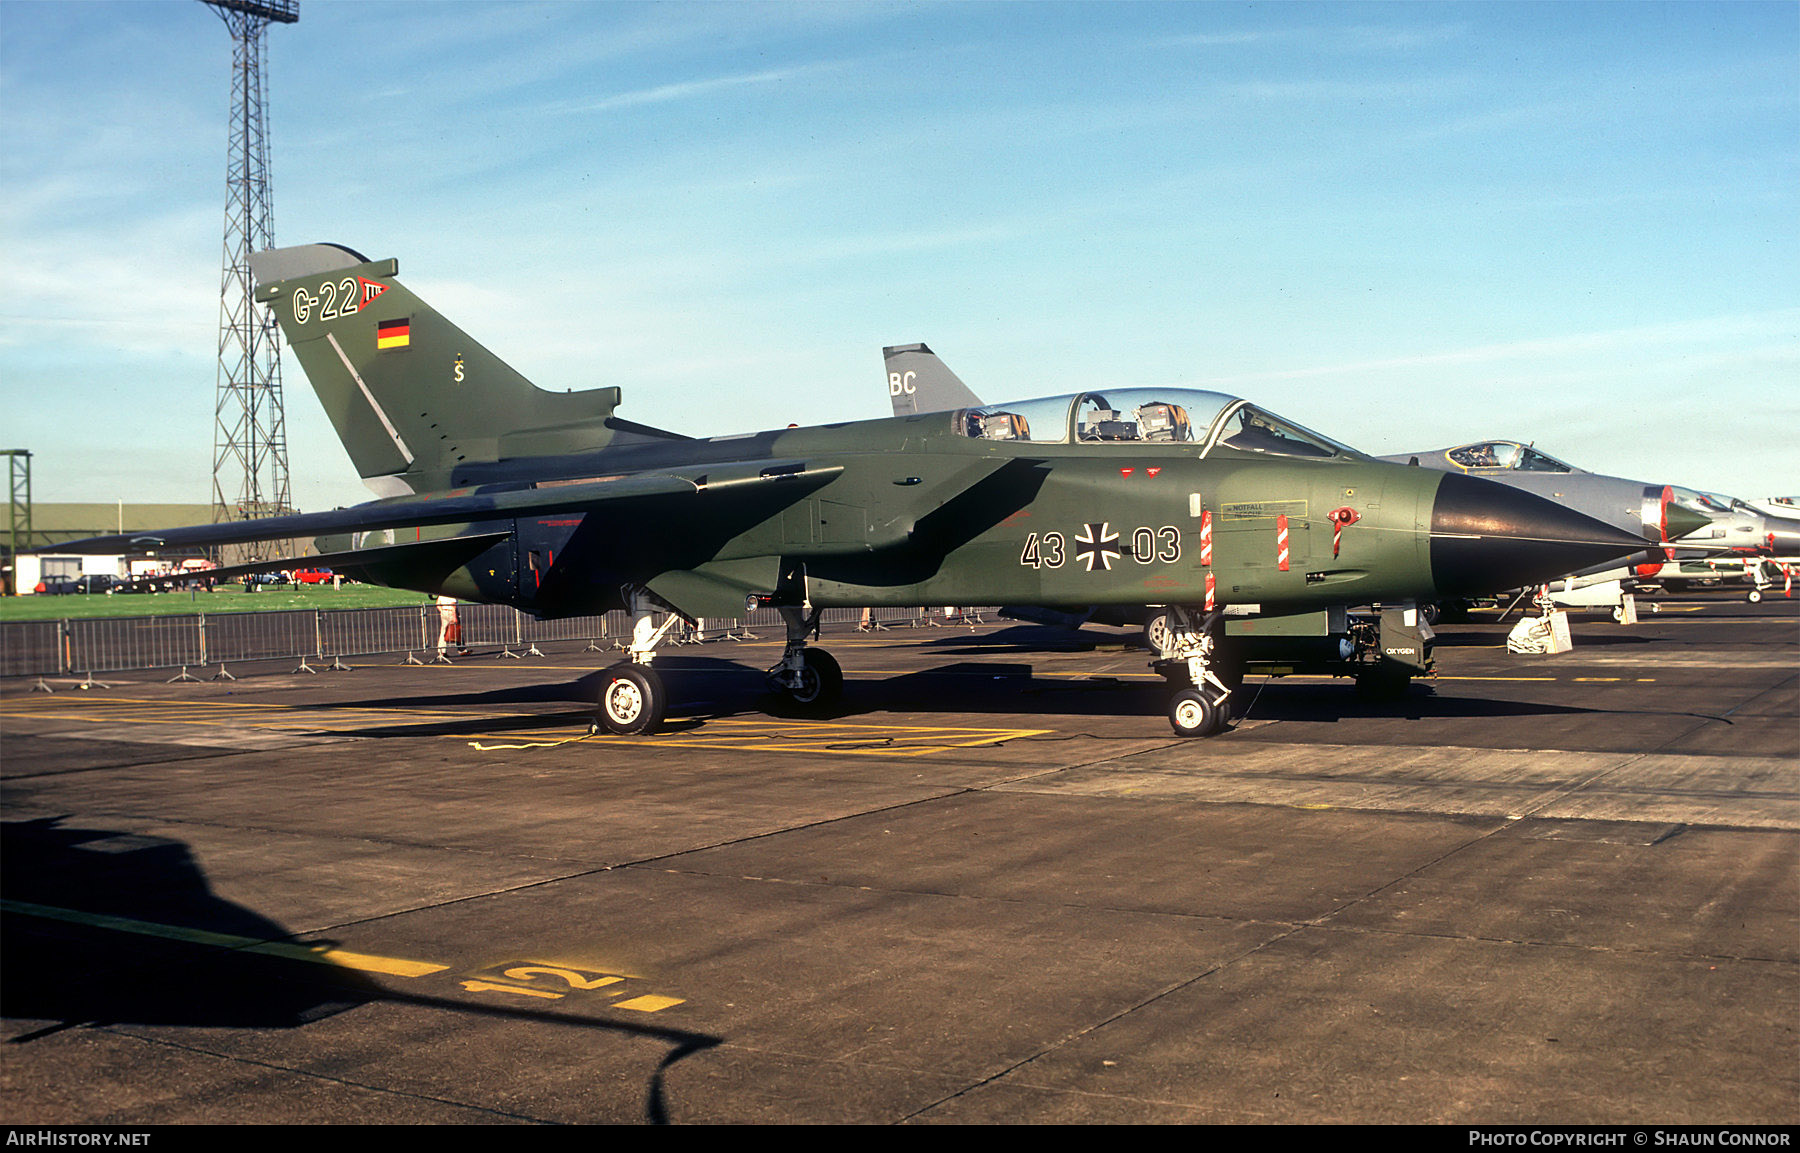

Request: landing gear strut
left=592, top=591, right=682, bottom=735
left=1150, top=605, right=1234, bottom=737
left=767, top=606, right=843, bottom=710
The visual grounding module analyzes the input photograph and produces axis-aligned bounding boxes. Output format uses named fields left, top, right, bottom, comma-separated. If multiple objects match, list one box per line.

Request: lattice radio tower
left=205, top=1, right=298, bottom=557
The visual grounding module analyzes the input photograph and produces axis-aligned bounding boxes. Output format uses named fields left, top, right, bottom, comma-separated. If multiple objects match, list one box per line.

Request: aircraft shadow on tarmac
left=2, top=815, right=381, bottom=1034
left=916, top=623, right=1120, bottom=654
left=301, top=652, right=1613, bottom=737
left=1, top=816, right=720, bottom=1123
left=1427, top=626, right=1659, bottom=650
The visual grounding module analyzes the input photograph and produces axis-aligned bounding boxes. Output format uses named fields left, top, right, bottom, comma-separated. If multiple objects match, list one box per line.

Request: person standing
left=436, top=595, right=463, bottom=658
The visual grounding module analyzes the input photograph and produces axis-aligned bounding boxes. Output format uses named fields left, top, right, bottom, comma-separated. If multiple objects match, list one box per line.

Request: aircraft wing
left=48, top=463, right=843, bottom=555
left=118, top=532, right=514, bottom=588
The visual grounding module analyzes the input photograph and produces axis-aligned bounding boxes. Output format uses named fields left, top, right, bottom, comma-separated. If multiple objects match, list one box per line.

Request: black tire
left=1144, top=611, right=1173, bottom=655
left=1169, top=687, right=1223, bottom=738
left=787, top=649, right=843, bottom=708
left=597, top=664, right=666, bottom=735
left=1747, top=588, right=1763, bottom=604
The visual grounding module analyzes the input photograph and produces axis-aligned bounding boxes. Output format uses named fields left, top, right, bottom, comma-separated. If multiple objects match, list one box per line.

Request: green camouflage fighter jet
left=59, top=243, right=1646, bottom=737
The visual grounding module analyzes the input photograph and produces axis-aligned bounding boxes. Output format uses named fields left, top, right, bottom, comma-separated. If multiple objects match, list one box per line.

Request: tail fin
left=251, top=244, right=633, bottom=494
left=882, top=342, right=985, bottom=417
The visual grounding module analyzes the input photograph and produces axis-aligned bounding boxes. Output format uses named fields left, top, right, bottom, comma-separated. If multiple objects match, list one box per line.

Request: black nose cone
left=1430, top=472, right=1650, bottom=596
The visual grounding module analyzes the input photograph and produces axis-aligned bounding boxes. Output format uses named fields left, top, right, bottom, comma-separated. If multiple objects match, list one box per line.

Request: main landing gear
left=766, top=606, right=843, bottom=711
left=592, top=595, right=683, bottom=736
left=590, top=599, right=844, bottom=737
left=1149, top=605, right=1236, bottom=738
left=597, top=663, right=665, bottom=735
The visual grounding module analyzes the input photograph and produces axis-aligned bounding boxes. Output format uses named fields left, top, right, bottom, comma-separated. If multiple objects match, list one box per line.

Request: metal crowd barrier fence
left=1, top=603, right=997, bottom=682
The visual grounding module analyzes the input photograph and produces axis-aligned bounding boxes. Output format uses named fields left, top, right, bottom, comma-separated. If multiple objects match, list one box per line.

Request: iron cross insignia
left=1074, top=522, right=1121, bottom=571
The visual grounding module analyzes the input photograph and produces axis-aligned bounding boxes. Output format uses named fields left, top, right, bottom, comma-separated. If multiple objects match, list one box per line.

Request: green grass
left=0, top=582, right=438, bottom=622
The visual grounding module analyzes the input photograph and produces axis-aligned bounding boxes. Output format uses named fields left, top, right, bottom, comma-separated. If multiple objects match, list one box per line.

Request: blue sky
left=3, top=0, right=1795, bottom=512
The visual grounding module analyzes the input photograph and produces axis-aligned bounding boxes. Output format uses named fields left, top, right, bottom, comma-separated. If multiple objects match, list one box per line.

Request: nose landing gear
left=1149, top=606, right=1234, bottom=737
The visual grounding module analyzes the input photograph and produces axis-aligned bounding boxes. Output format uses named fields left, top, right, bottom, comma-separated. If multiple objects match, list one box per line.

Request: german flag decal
left=376, top=317, right=411, bottom=351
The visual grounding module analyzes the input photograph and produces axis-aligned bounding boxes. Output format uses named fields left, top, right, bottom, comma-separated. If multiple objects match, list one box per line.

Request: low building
left=6, top=503, right=310, bottom=594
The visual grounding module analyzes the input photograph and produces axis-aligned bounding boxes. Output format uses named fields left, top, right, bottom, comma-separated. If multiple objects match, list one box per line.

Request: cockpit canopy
left=1670, top=487, right=1735, bottom=517
left=1443, top=440, right=1575, bottom=473
left=953, top=388, right=1360, bottom=459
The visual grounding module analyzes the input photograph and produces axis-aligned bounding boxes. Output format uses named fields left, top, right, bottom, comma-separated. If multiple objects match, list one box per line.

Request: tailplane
left=251, top=244, right=648, bottom=494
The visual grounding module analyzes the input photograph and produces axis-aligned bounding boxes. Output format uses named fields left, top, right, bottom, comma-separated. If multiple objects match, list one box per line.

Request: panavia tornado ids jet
left=55, top=244, right=1647, bottom=737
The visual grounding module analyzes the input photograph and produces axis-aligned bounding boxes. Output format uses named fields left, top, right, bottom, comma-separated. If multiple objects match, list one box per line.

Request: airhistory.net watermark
left=5, top=1134, right=150, bottom=1147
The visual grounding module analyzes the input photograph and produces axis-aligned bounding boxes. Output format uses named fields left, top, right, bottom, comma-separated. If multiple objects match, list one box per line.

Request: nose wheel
left=1151, top=604, right=1234, bottom=737
left=1168, top=686, right=1228, bottom=737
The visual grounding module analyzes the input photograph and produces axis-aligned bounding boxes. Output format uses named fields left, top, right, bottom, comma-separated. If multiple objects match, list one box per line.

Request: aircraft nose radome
left=1429, top=472, right=1649, bottom=597
left=1662, top=502, right=1713, bottom=543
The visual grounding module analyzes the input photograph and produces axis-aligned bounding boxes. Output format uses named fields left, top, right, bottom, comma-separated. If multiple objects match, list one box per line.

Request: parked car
left=74, top=574, right=115, bottom=594
left=34, top=577, right=77, bottom=595
left=294, top=568, right=333, bottom=585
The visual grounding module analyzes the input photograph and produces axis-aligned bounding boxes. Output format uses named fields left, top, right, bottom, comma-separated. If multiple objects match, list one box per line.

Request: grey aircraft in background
left=1384, top=441, right=1800, bottom=575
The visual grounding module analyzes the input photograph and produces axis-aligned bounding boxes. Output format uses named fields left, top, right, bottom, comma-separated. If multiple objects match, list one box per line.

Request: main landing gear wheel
left=1169, top=687, right=1227, bottom=738
left=782, top=648, right=842, bottom=709
left=1144, top=611, right=1173, bottom=654
left=596, top=663, right=666, bottom=736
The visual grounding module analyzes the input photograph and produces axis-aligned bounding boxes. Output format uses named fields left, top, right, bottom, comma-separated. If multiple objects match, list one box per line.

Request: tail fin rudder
left=883, top=342, right=984, bottom=417
left=251, top=243, right=626, bottom=494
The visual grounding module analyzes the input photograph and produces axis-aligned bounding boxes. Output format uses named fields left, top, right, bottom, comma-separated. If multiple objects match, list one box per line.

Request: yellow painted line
left=1, top=694, right=468, bottom=716
left=592, top=717, right=1055, bottom=757
left=247, top=941, right=449, bottom=978
left=1573, top=677, right=1622, bottom=682
left=462, top=979, right=563, bottom=1000
left=4, top=899, right=254, bottom=950
left=0, top=695, right=528, bottom=735
left=614, top=994, right=685, bottom=1013
left=1, top=898, right=447, bottom=978
left=5, top=693, right=1043, bottom=756
left=464, top=717, right=1054, bottom=757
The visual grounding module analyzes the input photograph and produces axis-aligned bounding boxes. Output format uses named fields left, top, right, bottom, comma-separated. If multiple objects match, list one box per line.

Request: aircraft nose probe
left=1428, top=471, right=1654, bottom=596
